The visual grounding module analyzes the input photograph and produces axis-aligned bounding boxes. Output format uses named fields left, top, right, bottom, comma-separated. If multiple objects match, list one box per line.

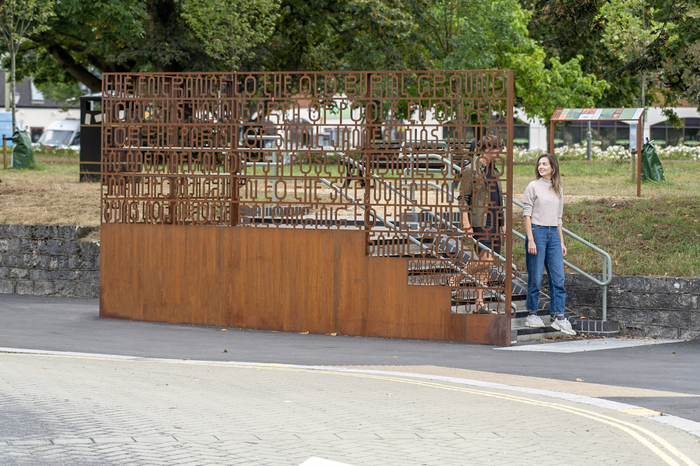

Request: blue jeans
left=526, top=225, right=566, bottom=315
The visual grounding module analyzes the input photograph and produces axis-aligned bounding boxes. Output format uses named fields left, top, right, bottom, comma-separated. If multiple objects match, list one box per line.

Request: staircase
left=321, top=157, right=618, bottom=346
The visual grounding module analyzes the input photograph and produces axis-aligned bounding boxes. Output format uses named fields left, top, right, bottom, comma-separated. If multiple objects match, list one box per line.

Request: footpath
left=1, top=294, right=700, bottom=466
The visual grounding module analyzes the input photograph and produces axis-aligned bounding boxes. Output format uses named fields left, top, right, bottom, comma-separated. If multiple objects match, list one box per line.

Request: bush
left=657, top=145, right=700, bottom=161
left=514, top=143, right=699, bottom=163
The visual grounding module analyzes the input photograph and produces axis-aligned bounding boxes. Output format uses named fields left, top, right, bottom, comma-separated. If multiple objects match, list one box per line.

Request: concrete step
left=570, top=318, right=620, bottom=337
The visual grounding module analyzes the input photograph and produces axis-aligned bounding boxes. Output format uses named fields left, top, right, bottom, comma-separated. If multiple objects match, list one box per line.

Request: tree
left=520, top=0, right=641, bottom=109
left=182, top=0, right=281, bottom=71
left=521, top=0, right=700, bottom=119
left=407, top=0, right=608, bottom=120
left=0, top=0, right=54, bottom=131
left=20, top=0, right=220, bottom=96
left=20, top=0, right=619, bottom=122
left=647, top=1, right=700, bottom=118
left=253, top=0, right=426, bottom=72
left=597, top=0, right=663, bottom=108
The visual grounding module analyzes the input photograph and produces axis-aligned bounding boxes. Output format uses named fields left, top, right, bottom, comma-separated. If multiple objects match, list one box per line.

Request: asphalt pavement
left=1, top=294, right=699, bottom=466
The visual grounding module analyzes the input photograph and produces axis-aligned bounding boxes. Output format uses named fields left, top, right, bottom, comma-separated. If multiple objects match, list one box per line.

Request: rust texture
left=102, top=71, right=513, bottom=318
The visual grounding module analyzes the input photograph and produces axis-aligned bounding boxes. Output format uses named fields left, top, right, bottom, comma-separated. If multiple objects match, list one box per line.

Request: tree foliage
left=182, top=0, right=281, bottom=70
left=0, top=0, right=54, bottom=129
left=522, top=0, right=700, bottom=117
left=406, top=0, right=607, bottom=120
left=15, top=0, right=699, bottom=121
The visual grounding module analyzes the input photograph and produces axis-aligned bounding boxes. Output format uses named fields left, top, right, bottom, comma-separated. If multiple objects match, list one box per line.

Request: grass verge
left=1, top=154, right=698, bottom=276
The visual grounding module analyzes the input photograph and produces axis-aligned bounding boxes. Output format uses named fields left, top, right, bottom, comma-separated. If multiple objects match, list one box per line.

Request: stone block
left=0, top=253, right=23, bottom=267
left=29, top=269, right=49, bottom=281
left=14, top=281, right=33, bottom=295
left=566, top=289, right=600, bottom=306
left=62, top=241, right=79, bottom=255
left=35, top=255, right=51, bottom=268
left=74, top=281, right=99, bottom=298
left=8, top=224, right=32, bottom=238
left=79, top=255, right=97, bottom=270
left=0, top=224, right=9, bottom=238
left=58, top=225, right=79, bottom=240
left=53, top=281, right=76, bottom=297
left=607, top=289, right=634, bottom=308
left=619, top=325, right=647, bottom=337
left=571, top=307, right=600, bottom=320
left=680, top=328, right=700, bottom=340
left=79, top=241, right=100, bottom=255
left=691, top=278, right=700, bottom=294
left=647, top=277, right=671, bottom=293
left=32, top=225, right=53, bottom=239
left=38, top=239, right=64, bottom=255
left=67, top=256, right=79, bottom=269
left=690, top=313, right=700, bottom=331
left=23, top=254, right=41, bottom=268
left=0, top=267, right=7, bottom=279
left=647, top=310, right=691, bottom=328
left=20, top=239, right=38, bottom=253
left=663, top=277, right=691, bottom=293
left=48, top=256, right=70, bottom=270
left=80, top=270, right=100, bottom=282
left=33, top=281, right=54, bottom=295
left=608, top=308, right=634, bottom=324
left=9, top=268, right=29, bottom=280
left=47, top=270, right=79, bottom=281
left=638, top=325, right=680, bottom=339
left=667, top=294, right=697, bottom=311
left=74, top=226, right=97, bottom=239
left=0, top=280, right=14, bottom=294
left=623, top=276, right=650, bottom=292
left=564, top=274, right=589, bottom=287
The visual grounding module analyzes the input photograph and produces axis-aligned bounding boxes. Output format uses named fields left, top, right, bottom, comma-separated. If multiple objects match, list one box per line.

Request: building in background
left=516, top=105, right=700, bottom=152
left=0, top=69, right=80, bottom=143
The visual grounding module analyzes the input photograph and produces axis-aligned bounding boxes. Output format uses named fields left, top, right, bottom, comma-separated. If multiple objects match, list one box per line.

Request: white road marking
left=496, top=338, right=681, bottom=353
left=299, top=458, right=356, bottom=466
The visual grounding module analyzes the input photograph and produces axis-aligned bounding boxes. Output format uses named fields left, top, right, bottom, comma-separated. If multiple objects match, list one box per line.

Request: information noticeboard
left=549, top=107, right=646, bottom=196
left=551, top=108, right=645, bottom=122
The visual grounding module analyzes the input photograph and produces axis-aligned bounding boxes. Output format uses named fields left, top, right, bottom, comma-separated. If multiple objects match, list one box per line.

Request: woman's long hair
left=535, top=153, right=562, bottom=197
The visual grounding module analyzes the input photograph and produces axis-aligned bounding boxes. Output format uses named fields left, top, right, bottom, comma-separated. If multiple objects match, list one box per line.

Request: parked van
left=37, top=119, right=80, bottom=151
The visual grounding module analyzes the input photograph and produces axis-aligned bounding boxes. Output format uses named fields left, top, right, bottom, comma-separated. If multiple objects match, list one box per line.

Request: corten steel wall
left=100, top=71, right=514, bottom=345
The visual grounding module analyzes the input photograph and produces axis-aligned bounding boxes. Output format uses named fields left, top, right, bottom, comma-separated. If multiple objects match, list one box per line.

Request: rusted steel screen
left=101, top=71, right=513, bottom=314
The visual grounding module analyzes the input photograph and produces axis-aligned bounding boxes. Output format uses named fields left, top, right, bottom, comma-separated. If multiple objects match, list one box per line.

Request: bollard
left=2, top=134, right=6, bottom=170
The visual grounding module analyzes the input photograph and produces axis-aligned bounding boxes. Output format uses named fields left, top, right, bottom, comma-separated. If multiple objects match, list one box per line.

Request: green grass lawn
left=3, top=152, right=699, bottom=277
left=510, top=160, right=700, bottom=277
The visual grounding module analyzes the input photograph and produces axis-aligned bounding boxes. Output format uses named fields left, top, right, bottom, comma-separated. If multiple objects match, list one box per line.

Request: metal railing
left=511, top=199, right=613, bottom=320
left=397, top=152, right=613, bottom=317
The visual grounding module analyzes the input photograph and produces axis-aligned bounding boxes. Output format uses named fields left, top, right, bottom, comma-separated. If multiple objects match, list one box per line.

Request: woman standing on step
left=522, top=154, right=576, bottom=335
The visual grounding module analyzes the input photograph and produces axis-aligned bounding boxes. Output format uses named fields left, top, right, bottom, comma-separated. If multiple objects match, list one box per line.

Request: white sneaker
left=525, top=314, right=545, bottom=328
left=552, top=317, right=576, bottom=335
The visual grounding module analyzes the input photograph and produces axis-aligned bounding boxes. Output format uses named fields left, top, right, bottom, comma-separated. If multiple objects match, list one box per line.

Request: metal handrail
left=512, top=199, right=613, bottom=320
left=325, top=156, right=504, bottom=299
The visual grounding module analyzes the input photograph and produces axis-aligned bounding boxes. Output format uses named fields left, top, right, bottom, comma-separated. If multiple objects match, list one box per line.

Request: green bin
left=641, top=141, right=664, bottom=182
left=11, top=130, right=35, bottom=169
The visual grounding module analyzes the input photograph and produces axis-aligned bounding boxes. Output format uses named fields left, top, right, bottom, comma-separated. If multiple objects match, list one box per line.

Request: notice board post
left=549, top=108, right=646, bottom=197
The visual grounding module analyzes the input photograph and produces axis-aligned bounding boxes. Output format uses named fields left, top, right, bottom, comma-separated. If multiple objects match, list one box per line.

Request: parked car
left=37, top=119, right=80, bottom=151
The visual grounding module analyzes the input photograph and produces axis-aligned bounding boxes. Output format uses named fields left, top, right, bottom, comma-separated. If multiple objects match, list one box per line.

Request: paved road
left=1, top=294, right=700, bottom=466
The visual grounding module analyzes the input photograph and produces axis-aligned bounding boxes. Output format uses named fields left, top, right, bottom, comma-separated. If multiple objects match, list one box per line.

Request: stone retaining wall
left=565, top=274, right=700, bottom=340
left=0, top=224, right=100, bottom=298
left=1, top=224, right=698, bottom=339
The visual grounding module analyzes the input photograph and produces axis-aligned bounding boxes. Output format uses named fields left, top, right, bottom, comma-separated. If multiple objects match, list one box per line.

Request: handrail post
left=602, top=285, right=608, bottom=321
left=2, top=134, right=7, bottom=169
